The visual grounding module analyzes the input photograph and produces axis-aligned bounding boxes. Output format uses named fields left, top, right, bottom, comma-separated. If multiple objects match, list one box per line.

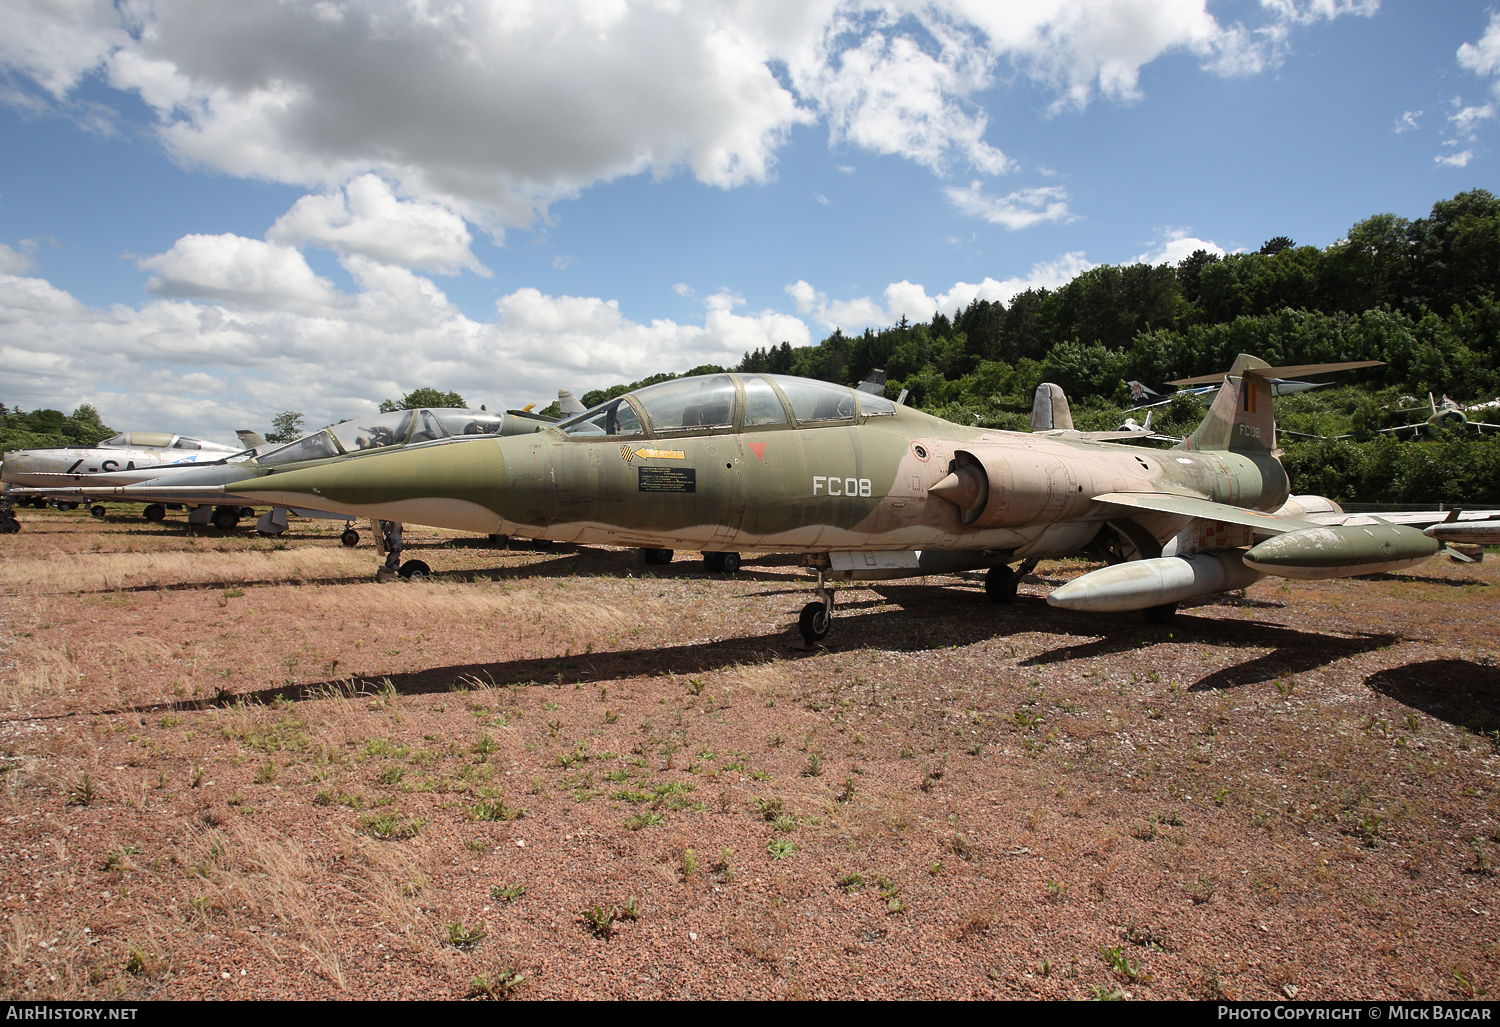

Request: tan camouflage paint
left=236, top=359, right=1293, bottom=563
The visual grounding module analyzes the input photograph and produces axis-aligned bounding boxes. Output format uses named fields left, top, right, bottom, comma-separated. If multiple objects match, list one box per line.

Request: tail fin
left=1176, top=354, right=1275, bottom=452
left=1031, top=383, right=1074, bottom=432
left=236, top=429, right=268, bottom=448
left=1127, top=380, right=1163, bottom=406
left=558, top=390, right=585, bottom=417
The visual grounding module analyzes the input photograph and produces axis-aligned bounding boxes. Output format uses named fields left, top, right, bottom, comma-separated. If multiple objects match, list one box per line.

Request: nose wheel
left=797, top=570, right=835, bottom=644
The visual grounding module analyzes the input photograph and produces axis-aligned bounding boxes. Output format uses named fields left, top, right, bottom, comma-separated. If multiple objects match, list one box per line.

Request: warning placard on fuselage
left=639, top=466, right=696, bottom=493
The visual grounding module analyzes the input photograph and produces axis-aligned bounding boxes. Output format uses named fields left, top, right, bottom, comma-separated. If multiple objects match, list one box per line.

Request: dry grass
left=1, top=510, right=1499, bottom=999
left=0, top=549, right=371, bottom=592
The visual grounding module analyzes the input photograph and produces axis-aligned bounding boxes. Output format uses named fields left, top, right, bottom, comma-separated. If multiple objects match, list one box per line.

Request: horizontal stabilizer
left=1094, top=492, right=1317, bottom=536
left=1168, top=360, right=1383, bottom=386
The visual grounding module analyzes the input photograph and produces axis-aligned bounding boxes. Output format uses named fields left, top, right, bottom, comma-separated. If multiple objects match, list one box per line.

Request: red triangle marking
left=748, top=441, right=766, bottom=461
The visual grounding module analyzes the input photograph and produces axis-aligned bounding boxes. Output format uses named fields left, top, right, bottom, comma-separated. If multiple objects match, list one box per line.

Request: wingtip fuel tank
left=1423, top=520, right=1500, bottom=546
left=1046, top=550, right=1263, bottom=613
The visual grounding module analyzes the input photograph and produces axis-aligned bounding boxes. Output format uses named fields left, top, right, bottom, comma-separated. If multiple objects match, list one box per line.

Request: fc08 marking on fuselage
left=813, top=476, right=872, bottom=497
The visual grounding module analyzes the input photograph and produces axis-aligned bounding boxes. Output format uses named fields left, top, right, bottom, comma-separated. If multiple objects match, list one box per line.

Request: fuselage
left=1, top=435, right=241, bottom=488
left=238, top=372, right=1290, bottom=560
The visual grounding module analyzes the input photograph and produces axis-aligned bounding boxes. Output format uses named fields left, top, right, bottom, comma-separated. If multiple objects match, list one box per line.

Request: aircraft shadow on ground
left=1004, top=598, right=1398, bottom=692
left=1351, top=571, right=1490, bottom=588
left=1364, top=659, right=1500, bottom=734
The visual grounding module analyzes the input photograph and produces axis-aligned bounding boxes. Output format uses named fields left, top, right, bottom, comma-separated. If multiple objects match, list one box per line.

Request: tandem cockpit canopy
left=257, top=408, right=505, bottom=467
left=554, top=373, right=896, bottom=439
left=100, top=432, right=222, bottom=450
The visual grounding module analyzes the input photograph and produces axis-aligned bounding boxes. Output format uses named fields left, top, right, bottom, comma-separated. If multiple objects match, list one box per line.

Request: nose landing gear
left=797, top=568, right=835, bottom=645
left=372, top=520, right=429, bottom=581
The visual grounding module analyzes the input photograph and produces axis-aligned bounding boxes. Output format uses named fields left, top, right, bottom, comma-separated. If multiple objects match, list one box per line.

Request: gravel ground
left=0, top=506, right=1497, bottom=1000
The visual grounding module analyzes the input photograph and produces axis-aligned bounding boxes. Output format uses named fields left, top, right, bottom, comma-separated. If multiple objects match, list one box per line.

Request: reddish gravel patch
left=0, top=507, right=1497, bottom=1000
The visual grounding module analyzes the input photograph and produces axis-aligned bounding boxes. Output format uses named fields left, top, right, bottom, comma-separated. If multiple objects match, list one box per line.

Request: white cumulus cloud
left=0, top=0, right=1380, bottom=232
left=945, top=183, right=1072, bottom=229
left=137, top=234, right=347, bottom=314
left=1458, top=11, right=1500, bottom=84
left=0, top=242, right=36, bottom=273
left=1133, top=228, right=1225, bottom=266
left=0, top=258, right=811, bottom=441
left=786, top=251, right=1095, bottom=331
left=267, top=174, right=487, bottom=276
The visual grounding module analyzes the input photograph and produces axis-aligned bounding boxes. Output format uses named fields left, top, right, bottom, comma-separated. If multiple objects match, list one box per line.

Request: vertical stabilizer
left=1178, top=354, right=1275, bottom=452
left=1031, top=383, right=1074, bottom=432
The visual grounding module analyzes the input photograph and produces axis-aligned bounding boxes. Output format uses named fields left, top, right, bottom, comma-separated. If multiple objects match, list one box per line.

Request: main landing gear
left=797, top=568, right=835, bottom=645
left=984, top=557, right=1038, bottom=604
left=0, top=498, right=19, bottom=535
left=373, top=519, right=428, bottom=582
left=642, top=548, right=674, bottom=565
left=703, top=551, right=741, bottom=573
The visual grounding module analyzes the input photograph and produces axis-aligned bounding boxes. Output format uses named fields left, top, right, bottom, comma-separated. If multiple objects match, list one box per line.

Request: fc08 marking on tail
left=813, top=476, right=872, bottom=497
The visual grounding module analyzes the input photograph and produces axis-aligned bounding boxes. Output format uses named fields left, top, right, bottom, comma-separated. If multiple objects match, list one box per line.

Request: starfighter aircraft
left=3, top=406, right=556, bottom=550
left=1365, top=393, right=1500, bottom=440
left=227, top=354, right=1500, bottom=643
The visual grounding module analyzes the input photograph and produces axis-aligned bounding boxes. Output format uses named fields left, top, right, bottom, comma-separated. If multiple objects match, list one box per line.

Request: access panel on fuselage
left=738, top=424, right=872, bottom=548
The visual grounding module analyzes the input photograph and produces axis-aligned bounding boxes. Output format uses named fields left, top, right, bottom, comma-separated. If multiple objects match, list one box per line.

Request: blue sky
left=1, top=0, right=1497, bottom=441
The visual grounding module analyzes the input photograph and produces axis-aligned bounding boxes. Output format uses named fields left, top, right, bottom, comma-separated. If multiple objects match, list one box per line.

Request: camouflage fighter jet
left=229, top=354, right=1482, bottom=642
left=1365, top=393, right=1500, bottom=440
left=4, top=407, right=556, bottom=548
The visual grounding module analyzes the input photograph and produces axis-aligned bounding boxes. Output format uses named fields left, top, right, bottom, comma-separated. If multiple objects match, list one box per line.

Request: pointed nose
left=234, top=439, right=511, bottom=533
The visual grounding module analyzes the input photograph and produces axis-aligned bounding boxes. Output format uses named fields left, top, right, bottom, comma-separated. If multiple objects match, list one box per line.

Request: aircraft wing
left=1093, top=492, right=1319, bottom=535
left=1300, top=508, right=1500, bottom=529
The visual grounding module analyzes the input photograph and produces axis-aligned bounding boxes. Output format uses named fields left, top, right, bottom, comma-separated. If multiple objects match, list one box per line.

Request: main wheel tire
left=238, top=507, right=255, bottom=518
left=399, top=559, right=430, bottom=581
left=1144, top=602, right=1178, bottom=624
left=488, top=533, right=509, bottom=547
left=340, top=529, right=360, bottom=548
left=798, top=601, right=831, bottom=643
left=143, top=504, right=166, bottom=522
left=984, top=565, right=1018, bottom=603
left=90, top=505, right=106, bottom=519
left=703, top=551, right=724, bottom=572
left=59, top=501, right=78, bottom=511
left=0, top=518, right=19, bottom=535
left=643, top=548, right=674, bottom=565
left=719, top=552, right=741, bottom=573
left=211, top=508, right=240, bottom=530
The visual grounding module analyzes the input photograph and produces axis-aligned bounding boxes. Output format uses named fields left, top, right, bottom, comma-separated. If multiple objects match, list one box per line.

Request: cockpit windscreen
left=559, top=397, right=645, bottom=437
left=328, top=410, right=414, bottom=453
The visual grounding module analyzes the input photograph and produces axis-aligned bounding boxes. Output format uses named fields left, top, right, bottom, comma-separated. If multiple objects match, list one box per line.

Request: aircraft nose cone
left=929, top=468, right=983, bottom=510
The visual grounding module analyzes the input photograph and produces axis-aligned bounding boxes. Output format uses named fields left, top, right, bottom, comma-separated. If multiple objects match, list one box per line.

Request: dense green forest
left=576, top=189, right=1500, bottom=503
left=0, top=403, right=114, bottom=453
